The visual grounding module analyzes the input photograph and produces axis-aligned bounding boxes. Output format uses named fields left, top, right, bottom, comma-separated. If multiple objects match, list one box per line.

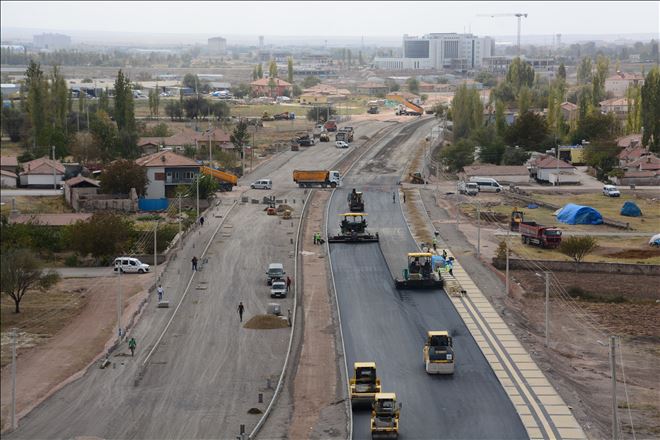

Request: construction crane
left=477, top=13, right=528, bottom=56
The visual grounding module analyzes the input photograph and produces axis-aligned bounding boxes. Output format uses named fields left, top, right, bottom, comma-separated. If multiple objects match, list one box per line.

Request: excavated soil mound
left=277, top=204, right=294, bottom=213
left=243, top=314, right=289, bottom=329
left=603, top=248, right=660, bottom=259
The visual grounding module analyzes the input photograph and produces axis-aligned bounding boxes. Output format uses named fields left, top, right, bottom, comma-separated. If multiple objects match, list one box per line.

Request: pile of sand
left=277, top=204, right=293, bottom=213
left=243, top=314, right=289, bottom=329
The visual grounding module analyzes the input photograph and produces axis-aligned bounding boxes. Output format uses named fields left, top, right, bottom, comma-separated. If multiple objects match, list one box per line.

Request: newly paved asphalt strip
left=327, top=120, right=528, bottom=439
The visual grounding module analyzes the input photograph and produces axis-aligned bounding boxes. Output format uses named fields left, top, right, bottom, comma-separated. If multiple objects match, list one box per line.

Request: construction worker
left=191, top=256, right=198, bottom=271
left=157, top=284, right=164, bottom=302
left=286, top=276, right=292, bottom=292
left=128, top=337, right=136, bottom=357
left=313, top=232, right=318, bottom=245
left=393, top=192, right=396, bottom=203
left=432, top=237, right=438, bottom=251
left=237, top=302, right=245, bottom=322
left=199, top=216, right=205, bottom=227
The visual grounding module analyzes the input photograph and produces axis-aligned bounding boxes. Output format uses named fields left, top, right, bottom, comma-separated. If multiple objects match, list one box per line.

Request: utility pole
left=208, top=105, right=212, bottom=165
left=11, top=328, right=17, bottom=430
left=178, top=194, right=182, bottom=248
left=154, top=220, right=158, bottom=286
left=610, top=336, right=619, bottom=440
left=117, top=268, right=123, bottom=340
left=196, top=172, right=200, bottom=220
left=505, top=232, right=510, bottom=296
left=52, top=145, right=56, bottom=189
left=476, top=200, right=481, bottom=258
left=545, top=271, right=550, bottom=347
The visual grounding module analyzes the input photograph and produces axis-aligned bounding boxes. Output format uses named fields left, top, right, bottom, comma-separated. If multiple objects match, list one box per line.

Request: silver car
left=270, top=280, right=287, bottom=298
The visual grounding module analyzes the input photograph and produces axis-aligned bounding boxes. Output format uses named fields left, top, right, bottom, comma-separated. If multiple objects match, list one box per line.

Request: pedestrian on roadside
left=393, top=192, right=396, bottom=203
left=157, top=284, right=164, bottom=302
left=403, top=193, right=406, bottom=203
left=447, top=259, right=454, bottom=277
left=237, top=302, right=245, bottom=322
left=128, top=337, right=137, bottom=357
left=442, top=249, right=448, bottom=259
left=191, top=256, right=198, bottom=271
left=313, top=233, right=317, bottom=245
left=286, top=276, right=291, bottom=292
left=200, top=216, right=205, bottom=227
left=432, top=237, right=437, bottom=251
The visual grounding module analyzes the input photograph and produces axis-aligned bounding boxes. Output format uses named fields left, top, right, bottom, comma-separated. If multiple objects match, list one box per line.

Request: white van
left=113, top=257, right=150, bottom=274
left=469, top=177, right=503, bottom=193
left=251, top=179, right=273, bottom=190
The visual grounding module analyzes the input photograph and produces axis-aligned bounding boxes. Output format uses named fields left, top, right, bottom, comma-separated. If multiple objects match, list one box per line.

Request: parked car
left=649, top=234, right=660, bottom=247
left=266, top=263, right=285, bottom=286
left=113, top=257, right=150, bottom=274
left=336, top=140, right=349, bottom=149
left=251, top=179, right=273, bottom=189
left=270, top=280, right=287, bottom=298
left=602, top=185, right=621, bottom=197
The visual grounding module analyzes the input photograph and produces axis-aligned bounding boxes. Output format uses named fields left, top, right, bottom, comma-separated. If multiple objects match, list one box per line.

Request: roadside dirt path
left=0, top=274, right=152, bottom=431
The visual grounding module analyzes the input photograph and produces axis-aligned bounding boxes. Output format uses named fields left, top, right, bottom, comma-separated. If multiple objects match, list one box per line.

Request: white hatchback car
left=602, top=185, right=621, bottom=197
left=335, top=141, right=349, bottom=149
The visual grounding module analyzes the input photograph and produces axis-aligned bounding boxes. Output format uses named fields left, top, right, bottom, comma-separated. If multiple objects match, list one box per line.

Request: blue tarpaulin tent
left=556, top=203, right=603, bottom=225
left=620, top=201, right=642, bottom=217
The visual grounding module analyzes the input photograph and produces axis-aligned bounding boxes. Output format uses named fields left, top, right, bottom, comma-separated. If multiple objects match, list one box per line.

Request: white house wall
left=145, top=167, right=165, bottom=199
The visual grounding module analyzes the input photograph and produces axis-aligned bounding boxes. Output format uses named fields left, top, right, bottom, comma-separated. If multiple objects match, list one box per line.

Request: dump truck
left=292, top=169, right=341, bottom=188
left=328, top=213, right=379, bottom=243
left=336, top=129, right=354, bottom=143
left=348, top=188, right=364, bottom=212
left=200, top=166, right=238, bottom=191
left=371, top=393, right=400, bottom=440
left=324, top=120, right=338, bottom=132
left=350, top=362, right=381, bottom=406
left=520, top=221, right=562, bottom=248
left=395, top=252, right=443, bottom=289
left=423, top=330, right=455, bottom=375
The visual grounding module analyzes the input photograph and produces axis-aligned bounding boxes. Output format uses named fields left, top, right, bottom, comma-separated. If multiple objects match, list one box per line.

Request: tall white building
left=374, top=33, right=494, bottom=71
left=208, top=37, right=227, bottom=55
left=33, top=33, right=71, bottom=50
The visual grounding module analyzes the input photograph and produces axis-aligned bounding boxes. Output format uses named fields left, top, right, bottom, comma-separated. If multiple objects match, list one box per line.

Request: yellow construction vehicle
left=348, top=188, right=365, bottom=212
left=328, top=213, right=379, bottom=243
left=510, top=207, right=524, bottom=231
left=423, top=330, right=455, bottom=375
left=350, top=362, right=381, bottom=407
left=370, top=393, right=400, bottom=439
left=395, top=252, right=442, bottom=289
left=409, top=172, right=425, bottom=184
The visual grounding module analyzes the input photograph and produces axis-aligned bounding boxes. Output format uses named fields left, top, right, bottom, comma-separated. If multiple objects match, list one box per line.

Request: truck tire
left=331, top=182, right=337, bottom=188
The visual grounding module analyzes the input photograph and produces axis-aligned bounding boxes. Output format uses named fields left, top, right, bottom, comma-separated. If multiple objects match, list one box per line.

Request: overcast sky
left=2, top=1, right=659, bottom=39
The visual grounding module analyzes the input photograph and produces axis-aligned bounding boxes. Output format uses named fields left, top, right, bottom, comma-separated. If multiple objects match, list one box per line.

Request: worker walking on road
left=286, top=276, right=292, bottom=292
left=393, top=192, right=396, bottom=203
left=403, top=193, right=406, bottom=203
left=157, top=284, right=164, bottom=302
left=191, top=256, right=198, bottom=271
left=432, top=237, right=437, bottom=251
left=199, top=216, right=205, bottom=227
left=128, top=337, right=136, bottom=357
left=237, top=302, right=245, bottom=323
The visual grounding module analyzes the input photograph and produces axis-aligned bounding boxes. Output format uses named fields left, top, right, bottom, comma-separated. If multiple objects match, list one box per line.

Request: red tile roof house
left=138, top=127, right=233, bottom=155
left=0, top=155, right=18, bottom=173
left=249, top=78, right=292, bottom=98
left=135, top=151, right=201, bottom=199
left=528, top=155, right=579, bottom=185
left=617, top=145, right=650, bottom=167
left=1, top=169, right=18, bottom=188
left=19, top=157, right=66, bottom=187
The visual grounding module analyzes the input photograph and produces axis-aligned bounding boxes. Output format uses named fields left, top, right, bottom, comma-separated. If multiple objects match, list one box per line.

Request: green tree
left=287, top=57, right=294, bottom=83
left=406, top=77, right=420, bottom=94
left=577, top=85, right=593, bottom=121
left=505, top=57, right=535, bottom=94
left=430, top=103, right=447, bottom=118
left=252, top=66, right=258, bottom=81
left=257, top=63, right=263, bottom=79
left=495, top=100, right=507, bottom=138
left=100, top=159, right=148, bottom=195
left=268, top=59, right=278, bottom=78
left=470, top=125, right=505, bottom=165
left=99, top=88, right=110, bottom=113
left=268, top=77, right=276, bottom=97
left=573, top=112, right=619, bottom=143
left=505, top=111, right=550, bottom=151
left=475, top=71, right=498, bottom=87
left=517, top=86, right=531, bottom=114
left=89, top=110, right=119, bottom=160
left=1, top=248, right=60, bottom=313
left=501, top=146, right=531, bottom=165
left=557, top=62, right=566, bottom=81
left=384, top=78, right=400, bottom=92
left=641, top=67, right=660, bottom=152
left=230, top=83, right=251, bottom=98
left=113, top=70, right=136, bottom=136
left=583, top=143, right=620, bottom=179
left=626, top=83, right=642, bottom=135
left=182, top=73, right=200, bottom=90
left=165, top=100, right=184, bottom=121
left=25, top=60, right=48, bottom=147
left=301, top=76, right=321, bottom=89
left=192, top=173, right=219, bottom=200
left=439, top=139, right=475, bottom=172
left=560, top=236, right=598, bottom=272
left=452, top=84, right=483, bottom=140
left=592, top=55, right=609, bottom=105
left=50, top=65, right=69, bottom=132
left=577, top=57, right=593, bottom=85
left=230, top=120, right=250, bottom=170
left=70, top=213, right=135, bottom=258
left=1, top=106, right=24, bottom=142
